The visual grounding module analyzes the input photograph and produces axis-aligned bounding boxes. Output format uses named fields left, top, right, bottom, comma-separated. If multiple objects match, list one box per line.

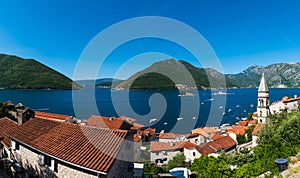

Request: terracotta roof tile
left=35, top=111, right=72, bottom=122
left=158, top=132, right=191, bottom=139
left=0, top=117, right=19, bottom=147
left=226, top=125, right=246, bottom=135
left=192, top=127, right=218, bottom=137
left=252, top=123, right=263, bottom=135
left=195, top=144, right=216, bottom=155
left=252, top=112, right=258, bottom=117
left=282, top=97, right=300, bottom=103
left=196, top=135, right=236, bottom=155
left=143, top=128, right=156, bottom=136
left=134, top=134, right=142, bottom=142
left=211, top=135, right=236, bottom=150
left=211, top=134, right=224, bottom=141
left=248, top=120, right=257, bottom=125
left=150, top=141, right=197, bottom=152
left=158, top=132, right=176, bottom=139
left=5, top=118, right=128, bottom=173
left=86, top=115, right=124, bottom=130
left=238, top=120, right=248, bottom=127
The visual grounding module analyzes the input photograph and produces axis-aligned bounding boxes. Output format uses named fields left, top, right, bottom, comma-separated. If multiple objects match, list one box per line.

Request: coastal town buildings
left=158, top=131, right=207, bottom=145
left=0, top=112, right=135, bottom=178
left=150, top=134, right=237, bottom=165
left=269, top=96, right=300, bottom=114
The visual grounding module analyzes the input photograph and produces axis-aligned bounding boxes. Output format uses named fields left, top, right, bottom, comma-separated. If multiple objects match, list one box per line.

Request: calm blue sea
left=1, top=88, right=299, bottom=133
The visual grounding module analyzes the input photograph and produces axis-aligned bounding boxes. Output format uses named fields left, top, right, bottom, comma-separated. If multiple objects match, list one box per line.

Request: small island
left=178, top=91, right=195, bottom=96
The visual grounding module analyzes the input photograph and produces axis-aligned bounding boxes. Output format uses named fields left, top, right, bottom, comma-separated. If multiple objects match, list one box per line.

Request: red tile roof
left=134, top=134, right=142, bottom=142
left=238, top=120, right=248, bottom=127
left=158, top=132, right=176, bottom=139
left=86, top=115, right=124, bottom=130
left=252, top=112, right=258, bottom=117
left=248, top=120, right=257, bottom=125
left=211, top=134, right=224, bottom=141
left=252, top=123, right=263, bottom=135
left=143, top=128, right=156, bottom=136
left=158, top=132, right=191, bottom=139
left=5, top=118, right=128, bottom=173
left=150, top=141, right=196, bottom=152
left=35, top=111, right=72, bottom=122
left=211, top=135, right=236, bottom=150
left=282, top=96, right=300, bottom=103
left=226, top=125, right=246, bottom=135
left=192, top=127, right=218, bottom=137
left=195, top=144, right=217, bottom=155
left=0, top=117, right=19, bottom=147
left=196, top=136, right=236, bottom=155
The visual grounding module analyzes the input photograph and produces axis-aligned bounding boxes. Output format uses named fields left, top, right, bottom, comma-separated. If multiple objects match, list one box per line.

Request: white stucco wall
left=150, top=150, right=181, bottom=165
left=183, top=148, right=201, bottom=163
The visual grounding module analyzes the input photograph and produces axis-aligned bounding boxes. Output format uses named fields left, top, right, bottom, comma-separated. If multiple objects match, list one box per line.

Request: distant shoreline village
left=0, top=73, right=299, bottom=177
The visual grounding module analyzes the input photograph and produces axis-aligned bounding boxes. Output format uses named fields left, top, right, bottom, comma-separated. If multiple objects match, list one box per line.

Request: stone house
left=158, top=132, right=206, bottom=145
left=3, top=118, right=134, bottom=178
left=0, top=118, right=20, bottom=162
left=85, top=115, right=143, bottom=131
left=150, top=141, right=199, bottom=165
left=150, top=135, right=237, bottom=165
left=269, top=96, right=300, bottom=115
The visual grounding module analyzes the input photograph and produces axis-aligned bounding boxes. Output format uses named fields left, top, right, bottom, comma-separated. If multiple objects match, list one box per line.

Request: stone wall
left=184, top=148, right=201, bottom=163
left=13, top=144, right=56, bottom=177
left=107, top=159, right=133, bottom=178
left=12, top=144, right=99, bottom=178
left=150, top=150, right=181, bottom=165
left=57, top=164, right=98, bottom=178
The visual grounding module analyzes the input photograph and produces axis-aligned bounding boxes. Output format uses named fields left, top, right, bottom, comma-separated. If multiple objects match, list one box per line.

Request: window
left=39, top=154, right=58, bottom=173
left=193, top=152, right=196, bottom=156
left=11, top=141, right=20, bottom=151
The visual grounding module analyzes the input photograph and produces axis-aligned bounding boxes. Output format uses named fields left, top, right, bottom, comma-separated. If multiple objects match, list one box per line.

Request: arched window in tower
left=260, top=111, right=262, bottom=117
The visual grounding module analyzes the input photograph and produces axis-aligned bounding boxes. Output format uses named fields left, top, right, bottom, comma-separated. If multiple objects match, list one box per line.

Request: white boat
left=222, top=112, right=226, bottom=115
left=219, top=106, right=223, bottom=109
left=250, top=104, right=254, bottom=107
left=192, top=117, right=196, bottom=120
left=177, top=117, right=183, bottom=121
left=236, top=105, right=240, bottom=108
left=201, top=102, right=204, bottom=105
left=149, top=118, right=158, bottom=123
left=163, top=122, right=168, bottom=125
left=228, top=109, right=232, bottom=112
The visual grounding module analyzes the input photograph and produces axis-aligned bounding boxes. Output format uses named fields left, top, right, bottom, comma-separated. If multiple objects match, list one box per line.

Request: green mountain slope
left=226, top=63, right=300, bottom=88
left=76, top=78, right=124, bottom=88
left=0, top=54, right=81, bottom=90
left=114, top=59, right=236, bottom=90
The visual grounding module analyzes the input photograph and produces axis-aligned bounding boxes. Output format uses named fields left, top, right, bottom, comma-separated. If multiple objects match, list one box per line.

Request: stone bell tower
left=257, top=73, right=269, bottom=123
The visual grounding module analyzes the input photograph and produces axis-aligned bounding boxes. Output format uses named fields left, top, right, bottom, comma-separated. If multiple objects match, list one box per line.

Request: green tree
left=192, top=155, right=232, bottom=178
left=162, top=153, right=188, bottom=172
left=143, top=161, right=160, bottom=175
left=246, top=125, right=256, bottom=142
left=236, top=134, right=246, bottom=145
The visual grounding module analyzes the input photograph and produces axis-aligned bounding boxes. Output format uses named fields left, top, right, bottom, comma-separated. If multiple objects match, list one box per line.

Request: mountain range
left=112, top=59, right=300, bottom=90
left=1, top=53, right=299, bottom=90
left=0, top=54, right=81, bottom=90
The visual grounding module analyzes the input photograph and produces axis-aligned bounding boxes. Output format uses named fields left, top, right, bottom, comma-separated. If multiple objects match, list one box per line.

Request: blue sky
left=0, top=0, right=300, bottom=79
